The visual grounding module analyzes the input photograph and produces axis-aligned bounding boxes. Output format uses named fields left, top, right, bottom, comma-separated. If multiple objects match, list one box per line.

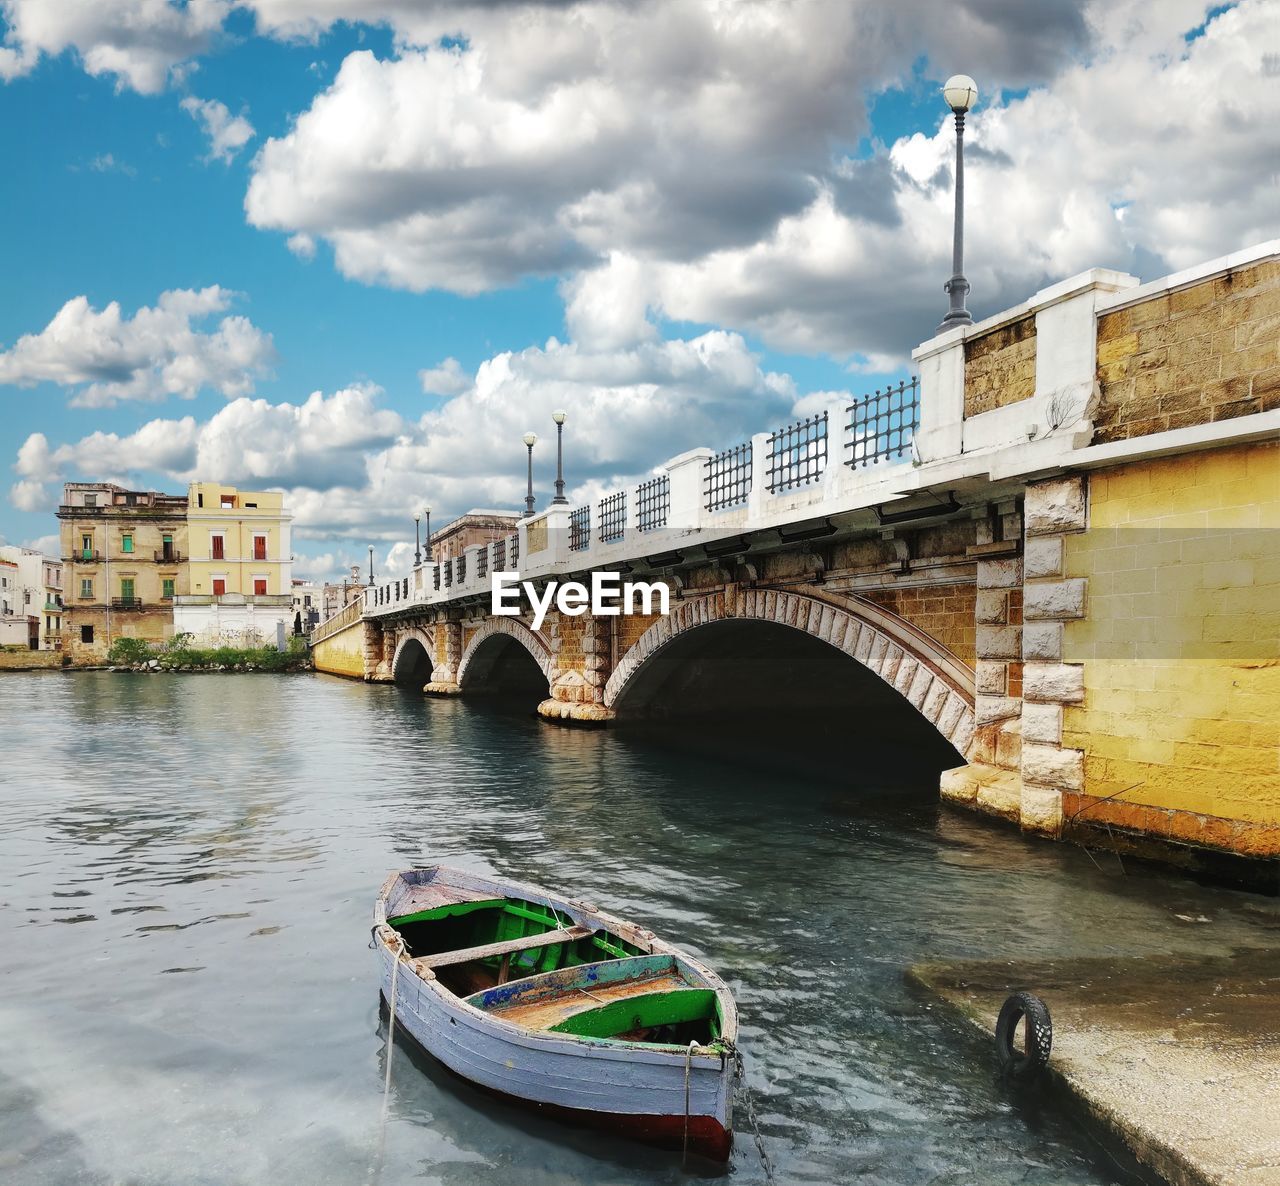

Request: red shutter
left=212, top=536, right=224, bottom=560
left=253, top=537, right=267, bottom=560
left=254, top=579, right=267, bottom=595
left=212, top=579, right=226, bottom=596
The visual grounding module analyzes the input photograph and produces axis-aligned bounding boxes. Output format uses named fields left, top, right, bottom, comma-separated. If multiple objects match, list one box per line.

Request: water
left=2, top=672, right=1276, bottom=1185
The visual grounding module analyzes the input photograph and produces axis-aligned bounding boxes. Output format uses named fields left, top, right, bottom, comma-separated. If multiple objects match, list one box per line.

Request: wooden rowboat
left=372, top=865, right=739, bottom=1160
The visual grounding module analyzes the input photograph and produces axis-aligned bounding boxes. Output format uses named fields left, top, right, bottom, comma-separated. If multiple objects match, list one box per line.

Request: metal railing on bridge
left=704, top=441, right=752, bottom=511
left=569, top=506, right=590, bottom=552
left=846, top=378, right=919, bottom=469
left=767, top=411, right=828, bottom=493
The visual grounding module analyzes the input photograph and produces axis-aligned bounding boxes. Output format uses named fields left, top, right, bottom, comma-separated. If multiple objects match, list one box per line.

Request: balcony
left=172, top=593, right=292, bottom=607
left=111, top=597, right=144, bottom=610
left=66, top=551, right=102, bottom=564
left=154, top=550, right=185, bottom=563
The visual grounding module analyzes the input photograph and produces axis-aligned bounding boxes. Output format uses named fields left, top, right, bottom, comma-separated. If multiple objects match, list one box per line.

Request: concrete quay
left=907, top=949, right=1280, bottom=1185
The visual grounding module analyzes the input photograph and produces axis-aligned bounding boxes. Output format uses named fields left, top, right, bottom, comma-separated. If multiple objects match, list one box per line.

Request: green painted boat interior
left=548, top=989, right=721, bottom=1045
left=389, top=896, right=641, bottom=995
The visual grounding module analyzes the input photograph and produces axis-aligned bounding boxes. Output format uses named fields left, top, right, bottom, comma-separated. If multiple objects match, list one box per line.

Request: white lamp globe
left=942, top=75, right=978, bottom=113
left=522, top=431, right=537, bottom=447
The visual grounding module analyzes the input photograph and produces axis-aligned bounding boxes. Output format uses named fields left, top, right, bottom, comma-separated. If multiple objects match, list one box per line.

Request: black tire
left=995, top=991, right=1052, bottom=1082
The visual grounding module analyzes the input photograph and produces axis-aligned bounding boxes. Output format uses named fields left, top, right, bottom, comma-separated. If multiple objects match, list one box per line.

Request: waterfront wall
left=1060, top=440, right=1279, bottom=857
left=0, top=650, right=63, bottom=671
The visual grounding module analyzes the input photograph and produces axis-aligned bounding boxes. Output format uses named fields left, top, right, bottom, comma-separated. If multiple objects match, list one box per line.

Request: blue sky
left=0, top=1, right=1271, bottom=579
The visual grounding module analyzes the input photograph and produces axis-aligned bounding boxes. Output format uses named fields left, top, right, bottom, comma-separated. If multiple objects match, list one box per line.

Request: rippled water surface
left=4, top=672, right=1277, bottom=1185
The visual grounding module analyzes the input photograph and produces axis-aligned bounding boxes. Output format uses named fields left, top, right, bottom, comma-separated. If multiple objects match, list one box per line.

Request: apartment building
left=175, top=483, right=294, bottom=643
left=0, top=546, right=64, bottom=649
left=56, top=482, right=190, bottom=663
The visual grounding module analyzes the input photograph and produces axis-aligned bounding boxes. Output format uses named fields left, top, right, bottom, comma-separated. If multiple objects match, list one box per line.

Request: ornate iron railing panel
left=443, top=558, right=453, bottom=588
left=493, top=537, right=506, bottom=572
left=456, top=553, right=467, bottom=584
left=846, top=378, right=919, bottom=468
left=476, top=547, right=488, bottom=579
left=766, top=411, right=827, bottom=493
left=599, top=490, right=625, bottom=543
left=704, top=441, right=752, bottom=511
left=508, top=533, right=519, bottom=568
left=569, top=506, right=590, bottom=552
left=433, top=564, right=441, bottom=591
left=636, top=474, right=670, bottom=531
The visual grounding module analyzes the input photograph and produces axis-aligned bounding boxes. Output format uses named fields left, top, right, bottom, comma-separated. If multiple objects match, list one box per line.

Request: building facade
left=428, top=511, right=523, bottom=563
left=0, top=546, right=64, bottom=649
left=174, top=483, right=294, bottom=643
left=57, top=482, right=190, bottom=663
left=0, top=555, right=33, bottom=648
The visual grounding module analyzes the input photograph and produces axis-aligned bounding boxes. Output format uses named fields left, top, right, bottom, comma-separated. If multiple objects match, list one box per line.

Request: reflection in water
left=2, top=672, right=1276, bottom=1185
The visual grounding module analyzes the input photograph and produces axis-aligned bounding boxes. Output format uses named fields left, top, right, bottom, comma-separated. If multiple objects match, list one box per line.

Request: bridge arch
left=457, top=619, right=555, bottom=692
left=604, top=588, right=976, bottom=757
left=391, top=627, right=435, bottom=686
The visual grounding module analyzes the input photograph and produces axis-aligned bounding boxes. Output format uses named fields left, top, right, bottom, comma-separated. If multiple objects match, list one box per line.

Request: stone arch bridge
left=312, top=243, right=1280, bottom=884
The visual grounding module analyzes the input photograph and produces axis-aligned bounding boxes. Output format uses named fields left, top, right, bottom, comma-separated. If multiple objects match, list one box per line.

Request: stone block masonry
left=1061, top=440, right=1280, bottom=860
left=963, top=313, right=1036, bottom=417
left=1094, top=258, right=1280, bottom=443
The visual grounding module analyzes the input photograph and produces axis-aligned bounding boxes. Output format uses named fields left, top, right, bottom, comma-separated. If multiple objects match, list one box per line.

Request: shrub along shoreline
left=106, top=635, right=312, bottom=673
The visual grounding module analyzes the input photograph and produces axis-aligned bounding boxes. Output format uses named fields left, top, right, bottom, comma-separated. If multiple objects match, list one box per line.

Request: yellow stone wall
left=1094, top=259, right=1280, bottom=444
left=963, top=314, right=1036, bottom=417
left=1061, top=440, right=1279, bottom=853
left=312, top=619, right=366, bottom=679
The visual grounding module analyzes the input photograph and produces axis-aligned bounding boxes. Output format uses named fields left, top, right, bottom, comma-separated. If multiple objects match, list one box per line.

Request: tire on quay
left=995, top=991, right=1052, bottom=1082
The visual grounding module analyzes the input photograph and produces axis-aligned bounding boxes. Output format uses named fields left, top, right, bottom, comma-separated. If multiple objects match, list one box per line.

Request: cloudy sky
left=1, top=0, right=1276, bottom=581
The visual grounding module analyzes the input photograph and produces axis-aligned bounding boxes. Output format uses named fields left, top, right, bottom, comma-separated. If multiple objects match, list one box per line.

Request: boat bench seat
left=416, top=925, right=595, bottom=969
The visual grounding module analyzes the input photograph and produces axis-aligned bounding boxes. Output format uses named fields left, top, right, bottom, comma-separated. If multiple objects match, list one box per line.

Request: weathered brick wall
left=1095, top=259, right=1280, bottom=443
left=311, top=617, right=368, bottom=679
left=1061, top=440, right=1279, bottom=856
left=861, top=582, right=977, bottom=668
left=963, top=314, right=1036, bottom=417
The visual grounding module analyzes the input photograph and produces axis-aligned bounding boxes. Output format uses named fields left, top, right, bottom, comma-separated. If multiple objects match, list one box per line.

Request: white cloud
left=0, top=286, right=275, bottom=407
left=418, top=357, right=469, bottom=396
left=286, top=232, right=316, bottom=260
left=180, top=94, right=255, bottom=162
left=88, top=152, right=136, bottom=176
left=8, top=479, right=47, bottom=513
left=0, top=0, right=230, bottom=93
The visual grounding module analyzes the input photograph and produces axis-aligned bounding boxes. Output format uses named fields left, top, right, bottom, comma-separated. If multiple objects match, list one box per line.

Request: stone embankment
left=110, top=658, right=313, bottom=674
left=907, top=949, right=1280, bottom=1186
left=0, top=651, right=63, bottom=671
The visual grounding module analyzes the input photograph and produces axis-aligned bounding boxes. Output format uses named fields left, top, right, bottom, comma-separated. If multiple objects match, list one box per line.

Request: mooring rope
left=683, top=1040, right=697, bottom=1167
left=382, top=929, right=407, bottom=1118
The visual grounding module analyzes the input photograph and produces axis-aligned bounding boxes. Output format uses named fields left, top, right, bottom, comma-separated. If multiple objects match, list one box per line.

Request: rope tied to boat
left=381, top=929, right=408, bottom=1120
left=683, top=1040, right=697, bottom=1167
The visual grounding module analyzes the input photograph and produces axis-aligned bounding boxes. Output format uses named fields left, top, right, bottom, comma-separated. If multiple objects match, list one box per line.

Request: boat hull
left=381, top=984, right=733, bottom=1160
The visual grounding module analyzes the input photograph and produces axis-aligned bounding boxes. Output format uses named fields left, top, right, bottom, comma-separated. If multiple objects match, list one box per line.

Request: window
left=161, top=534, right=174, bottom=561
left=212, top=578, right=226, bottom=596
left=221, top=495, right=235, bottom=509
left=253, top=535, right=267, bottom=560
left=211, top=535, right=225, bottom=560
left=80, top=624, right=94, bottom=644
left=121, top=534, right=134, bottom=554
left=81, top=534, right=93, bottom=558
left=245, top=501, right=258, bottom=508
left=80, top=578, right=93, bottom=599
left=253, top=578, right=268, bottom=596
left=120, top=578, right=135, bottom=602
left=197, top=492, right=204, bottom=507
left=84, top=494, right=97, bottom=508
left=161, top=578, right=175, bottom=600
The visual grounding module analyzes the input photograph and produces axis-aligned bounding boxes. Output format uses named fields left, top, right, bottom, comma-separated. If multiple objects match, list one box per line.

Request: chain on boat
left=723, top=1041, right=774, bottom=1183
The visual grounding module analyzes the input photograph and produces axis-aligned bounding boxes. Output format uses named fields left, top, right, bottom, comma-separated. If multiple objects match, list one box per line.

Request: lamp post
left=414, top=512, right=421, bottom=567
left=551, top=409, right=568, bottom=505
left=423, top=505, right=432, bottom=561
left=938, top=74, right=978, bottom=334
left=523, top=432, right=538, bottom=516
left=368, top=545, right=375, bottom=586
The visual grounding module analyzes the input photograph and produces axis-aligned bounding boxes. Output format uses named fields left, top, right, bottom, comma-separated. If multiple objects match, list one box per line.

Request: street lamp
left=551, top=409, right=568, bottom=505
left=523, top=432, right=538, bottom=516
left=938, top=73, right=978, bottom=334
left=368, top=545, right=375, bottom=586
left=423, top=505, right=432, bottom=561
left=414, top=511, right=421, bottom=567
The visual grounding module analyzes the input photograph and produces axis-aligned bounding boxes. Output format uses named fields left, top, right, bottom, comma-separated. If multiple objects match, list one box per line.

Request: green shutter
left=162, top=578, right=175, bottom=599
left=122, top=535, right=133, bottom=553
